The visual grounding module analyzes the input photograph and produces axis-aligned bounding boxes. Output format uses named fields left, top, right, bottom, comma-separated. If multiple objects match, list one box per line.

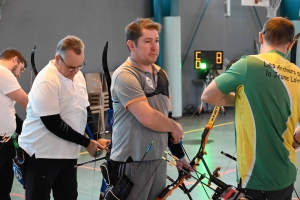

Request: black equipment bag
left=103, top=175, right=134, bottom=200
left=101, top=160, right=134, bottom=200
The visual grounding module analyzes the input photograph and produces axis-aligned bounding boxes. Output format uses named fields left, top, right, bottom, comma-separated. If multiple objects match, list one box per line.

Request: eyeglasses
left=17, top=59, right=25, bottom=73
left=58, top=55, right=85, bottom=71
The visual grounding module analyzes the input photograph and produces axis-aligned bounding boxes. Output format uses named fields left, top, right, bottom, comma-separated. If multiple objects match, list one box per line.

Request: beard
left=11, top=64, right=20, bottom=77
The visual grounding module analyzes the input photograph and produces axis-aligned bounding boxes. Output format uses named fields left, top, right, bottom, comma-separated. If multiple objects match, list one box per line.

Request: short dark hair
left=262, top=17, right=294, bottom=46
left=125, top=18, right=162, bottom=46
left=56, top=35, right=85, bottom=57
left=0, top=48, right=28, bottom=68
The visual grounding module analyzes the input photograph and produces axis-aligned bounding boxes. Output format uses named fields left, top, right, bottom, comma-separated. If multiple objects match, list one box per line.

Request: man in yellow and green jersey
left=202, top=17, right=299, bottom=200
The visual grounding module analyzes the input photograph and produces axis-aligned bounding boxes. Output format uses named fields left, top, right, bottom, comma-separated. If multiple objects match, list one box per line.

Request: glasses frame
left=58, top=54, right=85, bottom=71
left=17, top=59, right=25, bottom=73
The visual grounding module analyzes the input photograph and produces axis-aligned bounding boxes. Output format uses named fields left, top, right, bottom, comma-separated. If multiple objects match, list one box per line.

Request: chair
left=101, top=91, right=110, bottom=112
left=85, top=73, right=105, bottom=132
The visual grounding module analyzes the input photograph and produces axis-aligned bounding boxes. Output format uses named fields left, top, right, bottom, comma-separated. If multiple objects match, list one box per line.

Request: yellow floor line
left=79, top=121, right=234, bottom=155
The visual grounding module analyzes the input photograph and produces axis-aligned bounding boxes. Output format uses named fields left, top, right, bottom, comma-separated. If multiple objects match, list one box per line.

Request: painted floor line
left=10, top=192, right=25, bottom=198
left=78, top=165, right=101, bottom=171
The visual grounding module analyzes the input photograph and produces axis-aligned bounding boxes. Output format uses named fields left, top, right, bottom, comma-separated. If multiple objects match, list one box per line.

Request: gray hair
left=56, top=35, right=85, bottom=57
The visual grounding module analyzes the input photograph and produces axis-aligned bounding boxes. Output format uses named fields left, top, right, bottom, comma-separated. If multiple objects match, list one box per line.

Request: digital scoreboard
left=194, top=50, right=223, bottom=70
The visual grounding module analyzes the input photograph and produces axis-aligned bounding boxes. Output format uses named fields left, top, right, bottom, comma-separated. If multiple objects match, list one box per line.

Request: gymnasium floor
left=10, top=108, right=300, bottom=200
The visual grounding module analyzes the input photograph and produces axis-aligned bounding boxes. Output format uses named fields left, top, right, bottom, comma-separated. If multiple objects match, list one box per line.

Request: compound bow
left=156, top=57, right=252, bottom=200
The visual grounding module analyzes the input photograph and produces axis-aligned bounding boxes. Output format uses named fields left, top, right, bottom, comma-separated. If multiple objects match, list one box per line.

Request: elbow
left=201, top=92, right=211, bottom=104
left=137, top=112, right=158, bottom=129
left=20, top=99, right=29, bottom=111
left=201, top=95, right=208, bottom=103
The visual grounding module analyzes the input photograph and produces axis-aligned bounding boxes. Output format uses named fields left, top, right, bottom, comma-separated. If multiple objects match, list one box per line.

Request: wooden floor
left=10, top=108, right=300, bottom=200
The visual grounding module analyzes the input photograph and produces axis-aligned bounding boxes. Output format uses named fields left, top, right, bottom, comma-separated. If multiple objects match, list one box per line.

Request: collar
left=126, top=57, right=160, bottom=74
left=50, top=60, right=75, bottom=82
left=266, top=50, right=286, bottom=58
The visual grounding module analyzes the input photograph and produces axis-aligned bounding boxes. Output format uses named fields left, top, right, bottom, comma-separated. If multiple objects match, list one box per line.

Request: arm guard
left=40, top=114, right=90, bottom=147
left=15, top=114, right=23, bottom=134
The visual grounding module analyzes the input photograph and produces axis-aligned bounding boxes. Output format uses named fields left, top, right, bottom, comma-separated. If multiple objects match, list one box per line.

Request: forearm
left=202, top=92, right=235, bottom=106
left=14, top=89, right=28, bottom=110
left=7, top=88, right=28, bottom=110
left=201, top=81, right=235, bottom=106
left=40, top=114, right=90, bottom=147
left=142, top=109, right=177, bottom=133
left=19, top=97, right=28, bottom=110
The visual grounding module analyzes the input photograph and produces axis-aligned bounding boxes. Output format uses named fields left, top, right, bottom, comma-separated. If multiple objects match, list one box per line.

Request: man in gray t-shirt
left=109, top=18, right=192, bottom=200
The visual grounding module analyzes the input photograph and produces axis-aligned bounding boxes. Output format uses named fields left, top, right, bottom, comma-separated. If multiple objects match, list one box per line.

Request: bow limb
left=102, top=42, right=114, bottom=134
left=156, top=171, right=187, bottom=200
left=29, top=45, right=38, bottom=89
left=287, top=32, right=300, bottom=63
left=31, top=45, right=38, bottom=77
left=102, top=41, right=112, bottom=109
left=190, top=106, right=220, bottom=171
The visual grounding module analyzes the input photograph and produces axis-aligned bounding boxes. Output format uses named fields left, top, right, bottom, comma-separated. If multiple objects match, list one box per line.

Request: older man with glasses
left=19, top=35, right=110, bottom=200
left=0, top=48, right=28, bottom=200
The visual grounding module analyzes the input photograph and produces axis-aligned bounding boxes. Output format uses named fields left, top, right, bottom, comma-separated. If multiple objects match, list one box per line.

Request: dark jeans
left=244, top=183, right=294, bottom=200
left=24, top=153, right=78, bottom=200
left=0, top=138, right=15, bottom=200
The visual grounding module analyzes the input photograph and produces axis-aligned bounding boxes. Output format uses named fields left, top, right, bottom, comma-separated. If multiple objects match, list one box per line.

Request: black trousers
left=244, top=183, right=294, bottom=200
left=0, top=138, right=15, bottom=200
left=24, top=153, right=78, bottom=200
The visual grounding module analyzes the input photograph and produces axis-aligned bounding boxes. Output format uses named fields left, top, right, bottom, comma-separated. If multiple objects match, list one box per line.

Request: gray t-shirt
left=110, top=57, right=169, bottom=162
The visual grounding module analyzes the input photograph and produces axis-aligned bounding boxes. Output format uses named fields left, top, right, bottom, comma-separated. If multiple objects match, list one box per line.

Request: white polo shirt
left=0, top=65, right=21, bottom=136
left=19, top=60, right=89, bottom=159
